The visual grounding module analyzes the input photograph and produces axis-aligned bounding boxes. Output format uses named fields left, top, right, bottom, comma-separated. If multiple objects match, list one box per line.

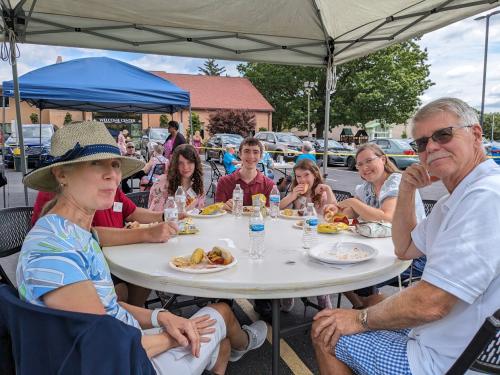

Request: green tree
left=239, top=40, right=433, bottom=136
left=29, top=112, right=39, bottom=124
left=482, top=112, right=500, bottom=141
left=198, top=59, right=226, bottom=76
left=64, top=112, right=72, bottom=125
left=159, top=114, right=170, bottom=128
left=207, top=110, right=256, bottom=137
left=190, top=112, right=203, bottom=133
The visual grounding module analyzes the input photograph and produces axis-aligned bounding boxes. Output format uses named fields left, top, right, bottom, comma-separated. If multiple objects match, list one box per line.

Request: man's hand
left=312, top=308, right=366, bottom=348
left=223, top=199, right=233, bottom=212
left=144, top=222, right=178, bottom=243
left=400, top=163, right=437, bottom=193
left=158, top=312, right=202, bottom=357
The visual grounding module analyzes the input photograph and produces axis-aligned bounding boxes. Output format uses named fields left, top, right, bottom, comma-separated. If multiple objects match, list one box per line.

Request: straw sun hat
left=23, top=121, right=145, bottom=192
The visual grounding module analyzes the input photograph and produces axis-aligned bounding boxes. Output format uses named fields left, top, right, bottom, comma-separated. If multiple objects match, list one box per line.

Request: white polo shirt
left=407, top=159, right=500, bottom=375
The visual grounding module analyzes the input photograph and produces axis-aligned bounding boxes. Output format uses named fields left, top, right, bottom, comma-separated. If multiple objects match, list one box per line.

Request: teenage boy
left=215, top=137, right=275, bottom=210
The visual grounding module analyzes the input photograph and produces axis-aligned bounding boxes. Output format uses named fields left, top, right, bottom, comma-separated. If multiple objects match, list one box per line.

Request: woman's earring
left=60, top=182, right=66, bottom=188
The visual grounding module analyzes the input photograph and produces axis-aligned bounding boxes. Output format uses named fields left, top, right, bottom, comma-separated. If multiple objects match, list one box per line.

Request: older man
left=311, top=98, right=500, bottom=375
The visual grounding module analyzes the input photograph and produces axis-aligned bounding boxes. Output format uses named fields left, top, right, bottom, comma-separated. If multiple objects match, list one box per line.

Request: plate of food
left=309, top=242, right=377, bottom=264
left=243, top=206, right=269, bottom=216
left=178, top=219, right=199, bottom=235
left=169, top=247, right=237, bottom=273
left=188, top=203, right=227, bottom=218
left=317, top=222, right=350, bottom=234
left=323, top=211, right=359, bottom=226
left=280, top=208, right=304, bottom=220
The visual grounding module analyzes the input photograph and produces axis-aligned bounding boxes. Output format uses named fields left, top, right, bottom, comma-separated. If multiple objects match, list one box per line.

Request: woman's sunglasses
left=411, top=125, right=472, bottom=153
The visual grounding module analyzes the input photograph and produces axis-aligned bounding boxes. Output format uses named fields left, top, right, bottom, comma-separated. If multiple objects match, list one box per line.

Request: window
left=256, top=133, right=267, bottom=140
left=376, top=140, right=390, bottom=150
left=1, top=97, right=9, bottom=107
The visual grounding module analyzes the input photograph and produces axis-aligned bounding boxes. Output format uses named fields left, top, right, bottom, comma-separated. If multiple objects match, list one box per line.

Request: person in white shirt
left=311, top=97, right=500, bottom=375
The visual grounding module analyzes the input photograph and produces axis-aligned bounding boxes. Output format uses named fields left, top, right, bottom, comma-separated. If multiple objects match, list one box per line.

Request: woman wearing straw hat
left=16, top=121, right=267, bottom=374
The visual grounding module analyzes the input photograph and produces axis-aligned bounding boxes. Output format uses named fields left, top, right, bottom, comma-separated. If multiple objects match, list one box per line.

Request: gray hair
left=303, top=141, right=313, bottom=152
left=411, top=98, right=479, bottom=137
left=152, top=143, right=164, bottom=155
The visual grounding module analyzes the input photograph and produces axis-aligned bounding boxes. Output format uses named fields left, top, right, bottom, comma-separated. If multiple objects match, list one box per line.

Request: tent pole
left=39, top=106, right=42, bottom=167
left=322, top=63, right=333, bottom=178
left=189, top=104, right=193, bottom=140
left=2, top=96, right=6, bottom=208
left=9, top=37, right=29, bottom=205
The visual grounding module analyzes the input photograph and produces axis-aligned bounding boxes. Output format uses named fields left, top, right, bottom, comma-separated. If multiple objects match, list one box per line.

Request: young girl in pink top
left=149, top=144, right=205, bottom=211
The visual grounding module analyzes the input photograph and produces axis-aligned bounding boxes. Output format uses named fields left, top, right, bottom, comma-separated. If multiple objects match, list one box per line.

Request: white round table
left=273, top=162, right=295, bottom=177
left=103, top=214, right=409, bottom=375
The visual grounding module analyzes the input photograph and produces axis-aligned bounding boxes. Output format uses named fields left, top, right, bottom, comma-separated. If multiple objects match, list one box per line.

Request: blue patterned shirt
left=16, top=214, right=140, bottom=329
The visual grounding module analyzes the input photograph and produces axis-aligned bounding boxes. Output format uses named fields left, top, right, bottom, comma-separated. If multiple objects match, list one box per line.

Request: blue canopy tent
left=2, top=57, right=190, bottom=203
left=2, top=56, right=190, bottom=112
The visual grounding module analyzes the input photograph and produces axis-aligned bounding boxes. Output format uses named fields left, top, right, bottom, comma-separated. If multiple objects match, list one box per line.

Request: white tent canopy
left=1, top=0, right=498, bottom=66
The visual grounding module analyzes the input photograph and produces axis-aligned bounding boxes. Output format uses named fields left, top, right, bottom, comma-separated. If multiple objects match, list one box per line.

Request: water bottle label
left=306, top=218, right=318, bottom=226
left=176, top=196, right=186, bottom=203
left=270, top=195, right=280, bottom=203
left=249, top=224, right=265, bottom=232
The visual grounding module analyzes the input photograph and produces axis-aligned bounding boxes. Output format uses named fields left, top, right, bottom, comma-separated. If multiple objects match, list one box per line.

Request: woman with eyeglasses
left=326, top=143, right=426, bottom=308
left=326, top=143, right=426, bottom=222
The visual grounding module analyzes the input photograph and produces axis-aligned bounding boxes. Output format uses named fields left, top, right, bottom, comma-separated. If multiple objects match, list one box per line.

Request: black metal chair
left=0, top=207, right=34, bottom=286
left=206, top=160, right=223, bottom=198
left=125, top=191, right=150, bottom=209
left=423, top=199, right=437, bottom=216
left=446, top=309, right=500, bottom=374
left=334, top=190, right=353, bottom=202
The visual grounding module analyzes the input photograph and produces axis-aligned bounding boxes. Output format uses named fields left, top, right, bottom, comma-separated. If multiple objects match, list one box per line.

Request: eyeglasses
left=355, top=156, right=381, bottom=169
left=411, top=125, right=472, bottom=153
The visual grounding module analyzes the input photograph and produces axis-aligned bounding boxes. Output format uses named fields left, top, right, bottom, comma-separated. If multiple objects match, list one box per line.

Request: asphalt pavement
left=0, top=157, right=448, bottom=375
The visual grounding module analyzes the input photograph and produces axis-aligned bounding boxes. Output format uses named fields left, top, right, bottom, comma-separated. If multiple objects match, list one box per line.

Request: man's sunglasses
left=410, top=125, right=472, bottom=153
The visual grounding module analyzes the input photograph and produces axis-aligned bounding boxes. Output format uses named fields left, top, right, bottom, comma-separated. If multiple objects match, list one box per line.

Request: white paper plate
left=187, top=209, right=227, bottom=218
left=308, top=242, right=377, bottom=264
left=169, top=257, right=238, bottom=274
left=293, top=221, right=305, bottom=229
left=279, top=210, right=303, bottom=220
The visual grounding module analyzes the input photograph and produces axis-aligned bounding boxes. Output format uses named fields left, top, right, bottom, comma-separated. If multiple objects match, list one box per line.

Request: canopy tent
left=1, top=0, right=499, bottom=370
left=2, top=56, right=190, bottom=113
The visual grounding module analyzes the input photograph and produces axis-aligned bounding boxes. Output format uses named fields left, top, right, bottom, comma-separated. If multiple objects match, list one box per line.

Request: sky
left=1, top=7, right=499, bottom=113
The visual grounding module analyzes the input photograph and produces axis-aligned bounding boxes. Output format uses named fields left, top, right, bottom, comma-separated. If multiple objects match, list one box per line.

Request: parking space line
left=235, top=298, right=313, bottom=375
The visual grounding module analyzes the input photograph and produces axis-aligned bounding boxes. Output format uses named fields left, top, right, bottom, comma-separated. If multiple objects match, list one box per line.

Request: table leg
left=271, top=298, right=280, bottom=375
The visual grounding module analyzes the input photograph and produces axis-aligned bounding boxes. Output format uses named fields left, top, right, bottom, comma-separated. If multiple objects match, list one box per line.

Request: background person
left=223, top=144, right=240, bottom=175
left=163, top=120, right=187, bottom=159
left=311, top=97, right=500, bottom=375
left=17, top=121, right=267, bottom=375
left=259, top=144, right=275, bottom=180
left=191, top=130, right=203, bottom=154
left=295, top=141, right=316, bottom=164
left=121, top=142, right=145, bottom=193
left=117, top=128, right=129, bottom=155
left=149, top=144, right=205, bottom=212
left=140, top=144, right=168, bottom=191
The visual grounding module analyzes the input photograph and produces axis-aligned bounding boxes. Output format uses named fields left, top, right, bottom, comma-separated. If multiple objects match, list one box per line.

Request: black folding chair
left=0, top=207, right=34, bottom=286
left=333, top=190, right=353, bottom=202
left=446, top=309, right=500, bottom=374
left=125, top=191, right=150, bottom=209
left=206, top=160, right=223, bottom=197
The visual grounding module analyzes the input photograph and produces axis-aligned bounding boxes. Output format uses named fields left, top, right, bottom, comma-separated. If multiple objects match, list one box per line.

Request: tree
left=191, top=112, right=204, bottom=133
left=239, top=40, right=433, bottom=136
left=207, top=110, right=256, bottom=137
left=482, top=112, right=500, bottom=141
left=198, top=59, right=226, bottom=76
left=64, top=112, right=72, bottom=125
left=30, top=112, right=39, bottom=124
left=159, top=114, right=170, bottom=128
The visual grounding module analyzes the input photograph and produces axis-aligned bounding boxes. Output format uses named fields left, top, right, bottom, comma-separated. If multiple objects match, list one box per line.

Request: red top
left=31, top=189, right=136, bottom=228
left=215, top=170, right=274, bottom=206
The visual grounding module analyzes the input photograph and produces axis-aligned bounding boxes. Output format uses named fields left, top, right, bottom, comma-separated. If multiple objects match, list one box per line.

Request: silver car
left=255, top=131, right=303, bottom=161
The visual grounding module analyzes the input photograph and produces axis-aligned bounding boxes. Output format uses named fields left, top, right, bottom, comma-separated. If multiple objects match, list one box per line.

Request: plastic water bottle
left=303, top=203, right=318, bottom=249
left=249, top=206, right=265, bottom=259
left=269, top=185, right=280, bottom=219
left=164, top=196, right=178, bottom=224
left=232, top=184, right=243, bottom=217
left=174, top=186, right=186, bottom=215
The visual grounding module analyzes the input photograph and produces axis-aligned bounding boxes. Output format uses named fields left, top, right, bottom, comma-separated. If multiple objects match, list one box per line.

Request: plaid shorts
left=335, top=329, right=412, bottom=375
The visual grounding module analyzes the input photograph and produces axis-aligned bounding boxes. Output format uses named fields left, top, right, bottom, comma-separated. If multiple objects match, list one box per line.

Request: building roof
left=151, top=72, right=274, bottom=113
left=340, top=128, right=353, bottom=135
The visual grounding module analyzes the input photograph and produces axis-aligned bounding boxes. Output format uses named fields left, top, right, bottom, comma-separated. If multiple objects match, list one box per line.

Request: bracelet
left=359, top=308, right=370, bottom=330
left=151, top=308, right=168, bottom=328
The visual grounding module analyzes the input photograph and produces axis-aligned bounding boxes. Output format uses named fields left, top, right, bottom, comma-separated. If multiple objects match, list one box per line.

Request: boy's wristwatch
left=359, top=308, right=370, bottom=330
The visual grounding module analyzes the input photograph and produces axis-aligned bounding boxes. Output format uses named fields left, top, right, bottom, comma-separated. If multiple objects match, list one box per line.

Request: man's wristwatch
left=151, top=308, right=168, bottom=328
left=359, top=308, right=370, bottom=330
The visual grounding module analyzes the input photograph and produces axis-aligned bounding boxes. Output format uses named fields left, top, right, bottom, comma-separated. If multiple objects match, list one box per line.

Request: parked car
left=205, top=133, right=244, bottom=164
left=3, top=124, right=55, bottom=168
left=140, top=127, right=170, bottom=160
left=311, top=138, right=354, bottom=166
left=489, top=141, right=500, bottom=165
left=255, top=131, right=303, bottom=161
